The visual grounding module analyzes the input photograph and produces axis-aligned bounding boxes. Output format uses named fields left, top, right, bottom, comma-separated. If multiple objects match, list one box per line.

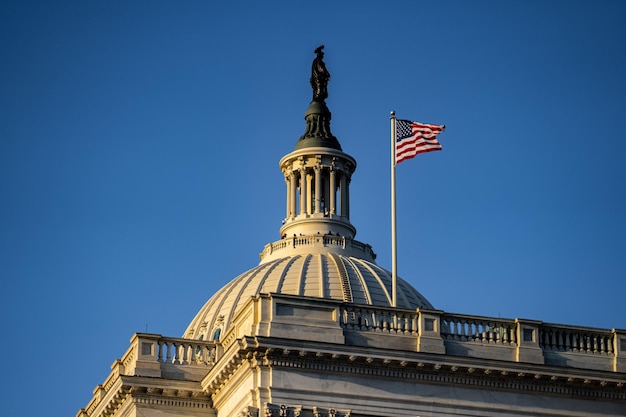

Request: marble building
left=77, top=48, right=626, bottom=417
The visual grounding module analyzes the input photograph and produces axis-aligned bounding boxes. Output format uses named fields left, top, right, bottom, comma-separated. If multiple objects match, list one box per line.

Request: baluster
left=510, top=324, right=518, bottom=345
left=157, top=340, right=164, bottom=363
left=166, top=341, right=173, bottom=363
left=372, top=310, right=380, bottom=331
left=196, top=345, right=205, bottom=365
left=593, top=334, right=599, bottom=353
left=362, top=308, right=369, bottom=330
left=549, top=329, right=556, bottom=350
left=173, top=342, right=181, bottom=364
left=391, top=311, right=397, bottom=333
left=361, top=308, right=368, bottom=330
left=457, top=319, right=464, bottom=340
left=382, top=310, right=389, bottom=332
left=183, top=343, right=191, bottom=364
left=190, top=343, right=198, bottom=364
left=205, top=345, right=213, bottom=364
left=557, top=330, right=564, bottom=351
left=405, top=314, right=411, bottom=334
left=391, top=313, right=402, bottom=334
left=564, top=331, right=571, bottom=351
left=481, top=322, right=487, bottom=343
left=572, top=332, right=580, bottom=352
left=208, top=345, right=215, bottom=364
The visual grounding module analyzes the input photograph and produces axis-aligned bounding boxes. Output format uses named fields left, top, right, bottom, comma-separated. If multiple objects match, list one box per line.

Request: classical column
left=322, top=174, right=329, bottom=216
left=306, top=172, right=313, bottom=215
left=289, top=172, right=297, bottom=219
left=340, top=173, right=347, bottom=217
left=299, top=167, right=307, bottom=215
left=285, top=174, right=290, bottom=220
left=314, top=166, right=321, bottom=214
left=345, top=175, right=351, bottom=218
left=329, top=167, right=336, bottom=215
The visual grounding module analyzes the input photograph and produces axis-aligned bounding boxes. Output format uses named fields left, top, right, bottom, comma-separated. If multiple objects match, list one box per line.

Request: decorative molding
left=263, top=349, right=626, bottom=401
left=264, top=403, right=302, bottom=417
left=241, top=406, right=259, bottom=417
left=313, top=406, right=351, bottom=417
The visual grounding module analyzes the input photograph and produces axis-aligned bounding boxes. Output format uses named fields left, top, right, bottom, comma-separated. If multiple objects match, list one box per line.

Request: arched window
left=212, top=328, right=222, bottom=342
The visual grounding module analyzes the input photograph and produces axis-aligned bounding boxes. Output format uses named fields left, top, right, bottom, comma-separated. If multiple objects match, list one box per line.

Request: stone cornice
left=207, top=336, right=625, bottom=403
left=77, top=375, right=212, bottom=417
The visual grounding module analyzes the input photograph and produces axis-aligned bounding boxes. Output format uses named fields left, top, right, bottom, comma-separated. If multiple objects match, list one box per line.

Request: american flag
left=395, top=119, right=445, bottom=164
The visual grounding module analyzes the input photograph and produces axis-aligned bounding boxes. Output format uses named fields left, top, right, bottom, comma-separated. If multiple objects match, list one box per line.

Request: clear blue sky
left=1, top=1, right=625, bottom=415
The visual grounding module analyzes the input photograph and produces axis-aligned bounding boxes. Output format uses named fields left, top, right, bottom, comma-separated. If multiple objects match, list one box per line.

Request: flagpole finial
left=390, top=110, right=395, bottom=117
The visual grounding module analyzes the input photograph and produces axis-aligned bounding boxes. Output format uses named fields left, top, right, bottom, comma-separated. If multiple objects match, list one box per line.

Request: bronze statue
left=297, top=45, right=341, bottom=150
left=310, top=45, right=330, bottom=102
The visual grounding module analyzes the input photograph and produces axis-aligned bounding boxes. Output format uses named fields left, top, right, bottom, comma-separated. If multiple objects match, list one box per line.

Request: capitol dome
left=184, top=251, right=433, bottom=340
left=183, top=46, right=433, bottom=341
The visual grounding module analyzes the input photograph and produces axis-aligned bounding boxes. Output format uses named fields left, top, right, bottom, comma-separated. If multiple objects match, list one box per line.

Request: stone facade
left=78, top=294, right=626, bottom=417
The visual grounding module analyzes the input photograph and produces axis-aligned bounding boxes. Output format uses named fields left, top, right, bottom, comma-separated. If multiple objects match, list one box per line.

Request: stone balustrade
left=247, top=294, right=625, bottom=371
left=341, top=304, right=419, bottom=335
left=156, top=336, right=217, bottom=366
left=120, top=333, right=217, bottom=380
left=259, top=235, right=376, bottom=262
left=441, top=313, right=518, bottom=346
left=539, top=324, right=614, bottom=355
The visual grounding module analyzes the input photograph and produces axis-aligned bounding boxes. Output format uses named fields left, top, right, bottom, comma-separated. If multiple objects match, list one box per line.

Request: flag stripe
left=395, top=119, right=445, bottom=164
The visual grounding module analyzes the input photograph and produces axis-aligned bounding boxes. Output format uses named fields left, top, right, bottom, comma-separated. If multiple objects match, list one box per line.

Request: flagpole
left=390, top=111, right=397, bottom=308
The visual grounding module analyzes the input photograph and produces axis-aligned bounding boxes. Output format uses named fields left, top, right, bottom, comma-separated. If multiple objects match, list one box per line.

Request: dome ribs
left=297, top=254, right=312, bottom=297
left=328, top=253, right=353, bottom=303
left=275, top=255, right=301, bottom=295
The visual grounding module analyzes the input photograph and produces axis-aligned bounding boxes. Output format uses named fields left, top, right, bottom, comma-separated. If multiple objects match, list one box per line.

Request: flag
left=395, top=119, right=445, bottom=164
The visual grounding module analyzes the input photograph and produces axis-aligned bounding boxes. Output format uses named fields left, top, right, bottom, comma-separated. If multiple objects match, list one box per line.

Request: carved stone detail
left=242, top=406, right=259, bottom=417
left=265, top=403, right=302, bottom=417
left=313, top=406, right=351, bottom=417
